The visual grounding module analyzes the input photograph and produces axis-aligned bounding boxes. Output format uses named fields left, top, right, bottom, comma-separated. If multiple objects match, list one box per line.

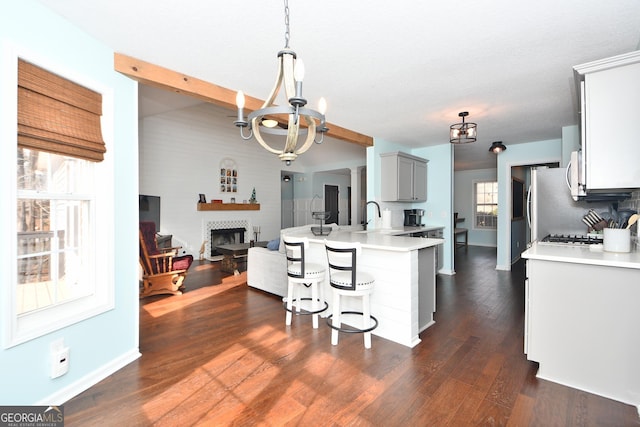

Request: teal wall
left=0, top=0, right=139, bottom=404
left=416, top=144, right=454, bottom=273
left=562, top=124, right=580, bottom=167
left=368, top=139, right=454, bottom=274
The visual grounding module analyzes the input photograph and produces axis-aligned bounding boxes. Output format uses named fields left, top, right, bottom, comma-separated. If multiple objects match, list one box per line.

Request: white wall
left=139, top=103, right=284, bottom=250
left=139, top=102, right=366, bottom=252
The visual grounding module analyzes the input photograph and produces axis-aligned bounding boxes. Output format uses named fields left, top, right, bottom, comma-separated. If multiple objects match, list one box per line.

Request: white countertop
left=522, top=241, right=640, bottom=269
left=283, top=226, right=444, bottom=252
left=387, top=225, right=445, bottom=235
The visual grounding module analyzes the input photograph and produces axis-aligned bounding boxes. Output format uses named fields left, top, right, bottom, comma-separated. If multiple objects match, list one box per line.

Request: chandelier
left=234, top=0, right=328, bottom=165
left=450, top=111, right=477, bottom=144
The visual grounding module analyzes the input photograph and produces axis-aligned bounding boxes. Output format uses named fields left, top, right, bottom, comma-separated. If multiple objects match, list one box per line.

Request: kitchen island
left=282, top=226, right=444, bottom=348
left=522, top=242, right=640, bottom=409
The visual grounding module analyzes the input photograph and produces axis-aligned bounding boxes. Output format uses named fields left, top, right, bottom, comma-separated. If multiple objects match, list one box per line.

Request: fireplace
left=210, top=227, right=246, bottom=256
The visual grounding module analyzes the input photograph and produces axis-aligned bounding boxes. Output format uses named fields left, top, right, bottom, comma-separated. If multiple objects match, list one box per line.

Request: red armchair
left=139, top=221, right=193, bottom=297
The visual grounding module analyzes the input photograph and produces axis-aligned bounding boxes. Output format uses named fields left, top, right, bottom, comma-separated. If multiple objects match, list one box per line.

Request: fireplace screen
left=210, top=228, right=245, bottom=256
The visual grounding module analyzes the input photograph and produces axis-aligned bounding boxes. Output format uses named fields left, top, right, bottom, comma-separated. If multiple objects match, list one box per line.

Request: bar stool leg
left=331, top=291, right=340, bottom=345
left=363, top=293, right=372, bottom=349
left=295, top=286, right=301, bottom=315
left=285, top=281, right=294, bottom=326
left=311, top=282, right=319, bottom=329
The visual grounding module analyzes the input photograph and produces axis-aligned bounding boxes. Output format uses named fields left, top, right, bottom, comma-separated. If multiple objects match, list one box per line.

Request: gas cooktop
left=540, top=234, right=603, bottom=246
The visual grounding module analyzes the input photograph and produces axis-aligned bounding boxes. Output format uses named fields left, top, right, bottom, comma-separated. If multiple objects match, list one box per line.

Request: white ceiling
left=38, top=0, right=640, bottom=170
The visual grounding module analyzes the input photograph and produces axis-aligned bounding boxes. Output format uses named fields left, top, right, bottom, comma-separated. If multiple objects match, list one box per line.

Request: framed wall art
left=219, top=158, right=238, bottom=193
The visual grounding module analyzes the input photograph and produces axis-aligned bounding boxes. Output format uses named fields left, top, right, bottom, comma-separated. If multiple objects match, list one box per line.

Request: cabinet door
left=413, top=160, right=427, bottom=201
left=585, top=61, right=640, bottom=190
left=380, top=152, right=429, bottom=202
left=397, top=155, right=415, bottom=201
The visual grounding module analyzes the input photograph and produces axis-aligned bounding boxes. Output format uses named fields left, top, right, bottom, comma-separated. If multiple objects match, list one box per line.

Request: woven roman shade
left=17, top=59, right=106, bottom=162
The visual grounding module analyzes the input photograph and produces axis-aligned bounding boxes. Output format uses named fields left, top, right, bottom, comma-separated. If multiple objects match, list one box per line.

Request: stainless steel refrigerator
left=528, top=167, right=610, bottom=242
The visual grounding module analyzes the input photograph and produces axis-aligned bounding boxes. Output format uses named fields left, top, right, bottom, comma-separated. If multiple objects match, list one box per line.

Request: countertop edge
left=283, top=228, right=444, bottom=252
left=522, top=242, right=640, bottom=269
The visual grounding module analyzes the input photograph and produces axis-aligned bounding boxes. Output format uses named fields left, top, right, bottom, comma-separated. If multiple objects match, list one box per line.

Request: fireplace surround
left=204, top=220, right=249, bottom=257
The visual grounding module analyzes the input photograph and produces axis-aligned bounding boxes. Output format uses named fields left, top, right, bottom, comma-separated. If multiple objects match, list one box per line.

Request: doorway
left=281, top=171, right=294, bottom=229
left=324, top=184, right=339, bottom=225
left=347, top=186, right=352, bottom=225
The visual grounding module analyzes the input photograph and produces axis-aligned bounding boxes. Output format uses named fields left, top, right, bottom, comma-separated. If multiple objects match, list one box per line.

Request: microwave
left=568, top=150, right=631, bottom=202
left=568, top=150, right=586, bottom=201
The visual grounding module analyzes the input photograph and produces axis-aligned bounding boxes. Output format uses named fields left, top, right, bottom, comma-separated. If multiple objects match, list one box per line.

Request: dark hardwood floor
left=64, top=247, right=639, bottom=426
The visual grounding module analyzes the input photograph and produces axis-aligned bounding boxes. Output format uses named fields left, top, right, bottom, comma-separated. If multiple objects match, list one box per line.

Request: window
left=17, top=149, right=94, bottom=315
left=3, top=51, right=114, bottom=348
left=474, top=181, right=498, bottom=229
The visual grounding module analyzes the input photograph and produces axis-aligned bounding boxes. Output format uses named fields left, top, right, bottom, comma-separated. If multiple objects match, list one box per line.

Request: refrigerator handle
left=565, top=161, right=572, bottom=192
left=526, top=184, right=532, bottom=229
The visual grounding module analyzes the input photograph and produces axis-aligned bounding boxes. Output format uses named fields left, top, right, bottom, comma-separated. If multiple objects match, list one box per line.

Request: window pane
left=17, top=149, right=93, bottom=316
left=474, top=181, right=498, bottom=229
left=17, top=148, right=94, bottom=192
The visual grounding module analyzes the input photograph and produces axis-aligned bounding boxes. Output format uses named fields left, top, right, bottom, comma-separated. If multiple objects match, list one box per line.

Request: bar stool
left=283, top=236, right=328, bottom=328
left=324, top=240, right=378, bottom=349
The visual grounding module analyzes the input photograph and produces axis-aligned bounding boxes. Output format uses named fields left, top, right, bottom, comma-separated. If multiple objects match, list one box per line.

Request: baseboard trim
left=437, top=269, right=456, bottom=276
left=38, top=348, right=141, bottom=405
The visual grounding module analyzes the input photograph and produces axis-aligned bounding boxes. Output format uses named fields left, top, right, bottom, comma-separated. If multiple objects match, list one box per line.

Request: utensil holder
left=603, top=228, right=631, bottom=253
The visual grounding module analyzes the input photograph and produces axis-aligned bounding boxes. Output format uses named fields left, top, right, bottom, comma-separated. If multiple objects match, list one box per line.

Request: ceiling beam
left=114, top=53, right=373, bottom=148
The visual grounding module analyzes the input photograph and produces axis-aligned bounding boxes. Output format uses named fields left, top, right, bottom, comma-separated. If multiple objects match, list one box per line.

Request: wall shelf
left=197, top=203, right=260, bottom=211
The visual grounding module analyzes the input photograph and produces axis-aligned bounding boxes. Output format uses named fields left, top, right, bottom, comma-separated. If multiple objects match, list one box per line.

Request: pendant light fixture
left=450, top=111, right=477, bottom=144
left=234, top=0, right=328, bottom=165
left=489, top=141, right=507, bottom=153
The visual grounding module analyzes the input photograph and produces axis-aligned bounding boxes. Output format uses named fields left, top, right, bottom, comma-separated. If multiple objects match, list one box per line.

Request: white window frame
left=473, top=180, right=498, bottom=230
left=2, top=44, right=115, bottom=348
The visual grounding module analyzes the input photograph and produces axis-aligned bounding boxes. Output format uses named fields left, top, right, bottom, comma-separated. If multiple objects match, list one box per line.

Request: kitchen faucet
left=363, top=200, right=381, bottom=229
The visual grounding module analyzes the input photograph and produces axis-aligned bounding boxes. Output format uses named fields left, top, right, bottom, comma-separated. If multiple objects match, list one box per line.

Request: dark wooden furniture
left=454, top=212, right=468, bottom=249
left=139, top=221, right=193, bottom=297
left=216, top=243, right=250, bottom=274
left=197, top=202, right=260, bottom=211
left=216, top=241, right=268, bottom=274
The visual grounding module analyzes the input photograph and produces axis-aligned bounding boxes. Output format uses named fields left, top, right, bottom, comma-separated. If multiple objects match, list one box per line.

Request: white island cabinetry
left=283, top=227, right=443, bottom=348
left=522, top=243, right=640, bottom=408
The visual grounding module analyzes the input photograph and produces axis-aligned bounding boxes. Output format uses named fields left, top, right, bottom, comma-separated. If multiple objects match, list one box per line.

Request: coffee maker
left=404, top=209, right=424, bottom=227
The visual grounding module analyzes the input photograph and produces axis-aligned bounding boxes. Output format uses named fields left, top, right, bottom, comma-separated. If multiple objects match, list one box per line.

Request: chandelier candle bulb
left=294, top=59, right=305, bottom=82
left=318, top=97, right=327, bottom=115
left=236, top=90, right=245, bottom=109
left=235, top=91, right=246, bottom=125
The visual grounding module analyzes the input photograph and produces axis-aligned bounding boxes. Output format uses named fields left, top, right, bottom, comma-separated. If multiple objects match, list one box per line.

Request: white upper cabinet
left=574, top=51, right=640, bottom=191
left=381, top=152, right=428, bottom=202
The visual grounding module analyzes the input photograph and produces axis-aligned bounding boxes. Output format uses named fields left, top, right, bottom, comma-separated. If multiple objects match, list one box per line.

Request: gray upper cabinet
left=574, top=51, right=640, bottom=191
left=381, top=152, right=428, bottom=202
